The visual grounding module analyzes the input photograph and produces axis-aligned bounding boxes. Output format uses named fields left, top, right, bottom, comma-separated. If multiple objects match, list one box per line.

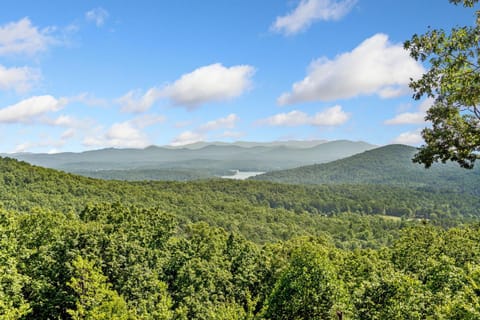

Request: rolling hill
left=252, top=144, right=480, bottom=194
left=1, top=154, right=479, bottom=222
left=1, top=154, right=480, bottom=319
left=3, top=140, right=376, bottom=180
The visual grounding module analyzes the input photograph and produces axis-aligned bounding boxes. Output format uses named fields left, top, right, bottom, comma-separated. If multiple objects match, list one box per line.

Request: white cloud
left=117, top=63, right=254, bottom=112
left=310, top=105, right=350, bottom=125
left=61, top=128, right=76, bottom=139
left=278, top=34, right=425, bottom=105
left=83, top=121, right=150, bottom=149
left=198, top=113, right=238, bottom=132
left=170, top=130, right=205, bottom=146
left=12, top=138, right=66, bottom=153
left=385, top=112, right=424, bottom=125
left=162, top=63, right=255, bottom=109
left=106, top=122, right=148, bottom=147
left=392, top=129, right=423, bottom=145
left=48, top=115, right=77, bottom=127
left=0, top=64, right=40, bottom=92
left=67, top=92, right=108, bottom=107
left=38, top=113, right=97, bottom=133
left=0, top=95, right=65, bottom=123
left=82, top=114, right=165, bottom=149
left=385, top=98, right=433, bottom=125
left=170, top=113, right=240, bottom=146
left=86, top=7, right=109, bottom=27
left=258, top=105, right=349, bottom=127
left=0, top=18, right=55, bottom=56
left=117, top=87, right=162, bottom=113
left=272, top=0, right=357, bottom=35
left=260, top=110, right=309, bottom=126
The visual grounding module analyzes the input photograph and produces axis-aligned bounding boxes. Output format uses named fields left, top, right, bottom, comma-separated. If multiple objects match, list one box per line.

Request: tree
left=263, top=243, right=348, bottom=320
left=67, top=256, right=133, bottom=320
left=404, top=0, right=480, bottom=168
left=0, top=210, right=30, bottom=319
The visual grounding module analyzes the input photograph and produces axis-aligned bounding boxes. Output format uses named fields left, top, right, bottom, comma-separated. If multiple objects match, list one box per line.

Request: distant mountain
left=252, top=144, right=480, bottom=194
left=166, top=140, right=329, bottom=149
left=3, top=140, right=376, bottom=180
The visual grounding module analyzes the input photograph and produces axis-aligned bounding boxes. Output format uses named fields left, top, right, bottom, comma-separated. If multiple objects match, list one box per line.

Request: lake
left=221, top=170, right=265, bottom=180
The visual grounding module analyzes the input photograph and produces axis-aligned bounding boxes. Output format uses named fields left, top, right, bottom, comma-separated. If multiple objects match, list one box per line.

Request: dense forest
left=1, top=156, right=480, bottom=319
left=253, top=145, right=480, bottom=194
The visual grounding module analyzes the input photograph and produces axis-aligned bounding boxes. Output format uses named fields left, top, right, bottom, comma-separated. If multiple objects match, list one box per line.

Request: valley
left=1, top=145, right=479, bottom=318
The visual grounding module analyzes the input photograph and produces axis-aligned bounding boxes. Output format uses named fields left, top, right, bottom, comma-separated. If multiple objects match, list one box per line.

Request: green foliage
left=0, top=157, right=480, bottom=318
left=354, top=270, right=426, bottom=319
left=0, top=210, right=30, bottom=319
left=253, top=144, right=480, bottom=194
left=263, top=243, right=347, bottom=320
left=404, top=0, right=480, bottom=168
left=6, top=155, right=479, bottom=245
left=67, top=256, right=132, bottom=320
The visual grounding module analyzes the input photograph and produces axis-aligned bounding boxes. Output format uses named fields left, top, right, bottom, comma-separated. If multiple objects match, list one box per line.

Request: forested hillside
left=1, top=156, right=480, bottom=319
left=253, top=144, right=480, bottom=194
left=1, top=156, right=479, bottom=227
left=4, top=140, right=375, bottom=180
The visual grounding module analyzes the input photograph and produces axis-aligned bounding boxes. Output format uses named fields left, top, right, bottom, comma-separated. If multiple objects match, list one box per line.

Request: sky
left=0, top=0, right=476, bottom=153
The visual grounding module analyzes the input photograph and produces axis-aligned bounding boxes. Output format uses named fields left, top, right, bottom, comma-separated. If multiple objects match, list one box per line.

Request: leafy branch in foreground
left=404, top=0, right=480, bottom=168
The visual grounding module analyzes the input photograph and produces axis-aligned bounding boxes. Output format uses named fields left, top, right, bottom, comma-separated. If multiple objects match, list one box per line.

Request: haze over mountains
left=4, top=140, right=479, bottom=193
left=3, top=140, right=376, bottom=180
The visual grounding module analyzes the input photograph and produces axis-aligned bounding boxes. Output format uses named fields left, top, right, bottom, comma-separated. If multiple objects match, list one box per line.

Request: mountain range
left=3, top=140, right=376, bottom=180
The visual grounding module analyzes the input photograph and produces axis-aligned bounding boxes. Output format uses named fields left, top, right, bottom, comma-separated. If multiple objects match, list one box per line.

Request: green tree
left=263, top=242, right=348, bottom=320
left=67, top=256, right=132, bottom=320
left=0, top=209, right=30, bottom=319
left=404, top=0, right=480, bottom=168
left=354, top=270, right=427, bottom=319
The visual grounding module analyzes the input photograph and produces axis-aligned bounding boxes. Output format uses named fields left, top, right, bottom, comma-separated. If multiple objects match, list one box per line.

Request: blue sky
left=0, top=0, right=475, bottom=153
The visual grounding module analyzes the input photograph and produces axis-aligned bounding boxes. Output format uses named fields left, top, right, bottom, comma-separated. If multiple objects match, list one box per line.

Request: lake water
left=221, top=170, right=265, bottom=180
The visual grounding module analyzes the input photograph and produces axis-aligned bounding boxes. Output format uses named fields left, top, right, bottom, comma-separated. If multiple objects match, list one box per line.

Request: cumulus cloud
left=46, top=115, right=78, bottom=127
left=0, top=17, right=55, bottom=56
left=278, top=33, right=425, bottom=105
left=385, top=98, right=433, bottom=125
left=170, top=130, right=205, bottom=147
left=82, top=114, right=165, bottom=149
left=117, top=63, right=255, bottom=112
left=12, top=138, right=66, bottom=153
left=67, top=92, right=108, bottom=108
left=83, top=122, right=150, bottom=149
left=170, top=114, right=240, bottom=146
left=86, top=7, right=109, bottom=27
left=0, top=95, right=66, bottom=123
left=258, top=105, right=349, bottom=127
left=0, top=64, right=40, bottom=92
left=117, top=87, right=162, bottom=113
left=162, top=63, right=255, bottom=109
left=40, top=114, right=95, bottom=129
left=105, top=122, right=149, bottom=148
left=61, top=128, right=76, bottom=140
left=392, top=129, right=424, bottom=145
left=260, top=110, right=309, bottom=126
left=272, top=0, right=357, bottom=35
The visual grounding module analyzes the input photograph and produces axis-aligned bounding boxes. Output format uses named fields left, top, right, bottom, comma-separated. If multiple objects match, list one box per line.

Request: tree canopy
left=404, top=0, right=480, bottom=168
